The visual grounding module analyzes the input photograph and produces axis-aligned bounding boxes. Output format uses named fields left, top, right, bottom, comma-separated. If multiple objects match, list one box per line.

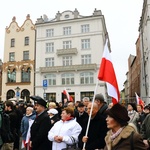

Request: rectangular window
left=81, top=39, right=90, bottom=49
left=23, top=51, right=29, bottom=60
left=63, top=27, right=71, bottom=35
left=25, top=37, right=29, bottom=45
left=81, top=24, right=89, bottom=33
left=46, top=43, right=54, bottom=53
left=63, top=41, right=72, bottom=49
left=46, top=29, right=54, bottom=37
left=63, top=56, right=72, bottom=66
left=11, top=38, right=15, bottom=47
left=45, top=57, right=54, bottom=67
left=9, top=52, right=15, bottom=61
left=81, top=54, right=91, bottom=64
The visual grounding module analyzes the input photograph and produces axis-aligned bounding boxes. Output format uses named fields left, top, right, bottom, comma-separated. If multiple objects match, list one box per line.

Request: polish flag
left=98, top=39, right=120, bottom=104
left=135, top=92, right=144, bottom=109
left=63, top=89, right=73, bottom=102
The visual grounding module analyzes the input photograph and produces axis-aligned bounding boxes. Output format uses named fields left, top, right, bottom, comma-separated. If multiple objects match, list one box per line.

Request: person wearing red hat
left=104, top=103, right=147, bottom=150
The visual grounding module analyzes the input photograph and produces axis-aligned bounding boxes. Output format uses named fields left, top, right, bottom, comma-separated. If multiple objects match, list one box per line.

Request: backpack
left=0, top=112, right=14, bottom=143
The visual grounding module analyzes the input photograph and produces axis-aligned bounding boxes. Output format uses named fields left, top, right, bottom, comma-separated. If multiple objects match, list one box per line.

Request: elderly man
left=30, top=96, right=52, bottom=150
left=79, top=102, right=108, bottom=150
left=94, top=93, right=108, bottom=117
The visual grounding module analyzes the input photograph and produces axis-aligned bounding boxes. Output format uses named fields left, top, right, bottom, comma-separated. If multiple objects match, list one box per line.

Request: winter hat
left=47, top=108, right=58, bottom=115
left=106, top=103, right=130, bottom=126
left=128, top=103, right=137, bottom=111
left=77, top=102, right=85, bottom=107
left=144, top=105, right=150, bottom=110
left=95, top=93, right=104, bottom=102
left=30, top=96, right=47, bottom=108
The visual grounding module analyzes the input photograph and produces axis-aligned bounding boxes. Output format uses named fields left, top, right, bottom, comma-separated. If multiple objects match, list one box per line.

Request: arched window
left=80, top=72, right=94, bottom=84
left=46, top=74, right=56, bottom=85
left=7, top=69, right=16, bottom=82
left=6, top=90, right=15, bottom=100
left=21, top=68, right=31, bottom=82
left=21, top=89, right=30, bottom=102
left=61, top=73, right=74, bottom=85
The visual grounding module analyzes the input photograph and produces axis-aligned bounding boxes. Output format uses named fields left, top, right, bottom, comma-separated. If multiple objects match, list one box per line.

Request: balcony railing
left=56, top=48, right=78, bottom=56
left=39, top=63, right=97, bottom=73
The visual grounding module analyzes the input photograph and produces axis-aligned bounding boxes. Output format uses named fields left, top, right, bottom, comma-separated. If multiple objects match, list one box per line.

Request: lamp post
left=15, top=86, right=20, bottom=102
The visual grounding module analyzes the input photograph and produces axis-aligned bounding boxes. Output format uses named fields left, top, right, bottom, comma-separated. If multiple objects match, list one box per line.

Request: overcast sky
left=0, top=0, right=143, bottom=90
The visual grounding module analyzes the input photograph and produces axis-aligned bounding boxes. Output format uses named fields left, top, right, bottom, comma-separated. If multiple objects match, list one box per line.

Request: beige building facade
left=1, top=14, right=35, bottom=101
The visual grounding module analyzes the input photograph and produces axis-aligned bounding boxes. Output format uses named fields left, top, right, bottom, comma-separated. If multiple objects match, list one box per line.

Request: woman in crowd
left=20, top=106, right=36, bottom=149
left=104, top=103, right=147, bottom=150
left=47, top=108, right=60, bottom=126
left=48, top=107, right=82, bottom=150
left=127, top=103, right=139, bottom=128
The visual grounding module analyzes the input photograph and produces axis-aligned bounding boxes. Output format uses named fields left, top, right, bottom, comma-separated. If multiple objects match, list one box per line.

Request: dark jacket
left=79, top=113, right=108, bottom=150
left=104, top=124, right=147, bottom=150
left=98, top=103, right=108, bottom=118
left=30, top=110, right=52, bottom=150
left=75, top=111, right=88, bottom=127
left=141, top=113, right=150, bottom=140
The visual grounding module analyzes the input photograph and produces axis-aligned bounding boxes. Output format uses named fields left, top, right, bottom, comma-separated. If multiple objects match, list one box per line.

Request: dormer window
left=65, top=15, right=69, bottom=18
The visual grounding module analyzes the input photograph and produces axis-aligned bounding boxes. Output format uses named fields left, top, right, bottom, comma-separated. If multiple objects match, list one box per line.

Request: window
left=46, top=29, right=54, bottom=37
left=63, top=56, right=72, bottom=66
left=47, top=74, right=56, bottom=85
left=80, top=72, right=94, bottom=84
left=25, top=36, right=29, bottom=45
left=46, top=43, right=54, bottom=53
left=62, top=73, right=74, bottom=85
left=11, top=38, right=15, bottom=47
left=23, top=51, right=29, bottom=60
left=81, top=24, right=89, bottom=33
left=65, top=15, right=69, bottom=18
left=63, top=41, right=72, bottom=49
left=81, top=54, right=91, bottom=64
left=81, top=39, right=90, bottom=49
left=9, top=52, right=15, bottom=61
left=7, top=69, right=16, bottom=82
left=45, top=57, right=54, bottom=67
left=21, top=68, right=31, bottom=82
left=63, top=27, right=71, bottom=35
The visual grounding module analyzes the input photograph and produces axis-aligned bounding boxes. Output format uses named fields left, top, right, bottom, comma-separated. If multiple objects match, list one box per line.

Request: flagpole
left=82, top=79, right=99, bottom=150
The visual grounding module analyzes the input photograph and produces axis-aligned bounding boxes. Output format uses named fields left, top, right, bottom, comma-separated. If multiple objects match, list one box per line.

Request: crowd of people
left=0, top=93, right=150, bottom=150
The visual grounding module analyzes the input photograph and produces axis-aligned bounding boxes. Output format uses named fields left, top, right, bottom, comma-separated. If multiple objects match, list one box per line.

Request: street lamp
left=15, top=86, right=20, bottom=102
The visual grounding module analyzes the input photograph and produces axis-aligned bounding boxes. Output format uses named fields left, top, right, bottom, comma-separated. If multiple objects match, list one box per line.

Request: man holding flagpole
left=78, top=102, right=108, bottom=150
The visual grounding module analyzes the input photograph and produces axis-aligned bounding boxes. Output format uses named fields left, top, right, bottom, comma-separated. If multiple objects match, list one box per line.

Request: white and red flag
left=98, top=39, right=120, bottom=104
left=135, top=92, right=144, bottom=109
left=63, top=89, right=73, bottom=102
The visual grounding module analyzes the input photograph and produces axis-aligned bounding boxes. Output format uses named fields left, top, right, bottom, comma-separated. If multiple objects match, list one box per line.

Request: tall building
left=35, top=9, right=109, bottom=102
left=139, top=0, right=150, bottom=104
left=2, top=14, right=35, bottom=101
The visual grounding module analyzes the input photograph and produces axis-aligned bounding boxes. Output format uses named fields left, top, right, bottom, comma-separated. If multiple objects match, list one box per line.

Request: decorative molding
left=3, top=60, right=34, bottom=72
left=40, top=63, right=97, bottom=73
left=56, top=48, right=78, bottom=56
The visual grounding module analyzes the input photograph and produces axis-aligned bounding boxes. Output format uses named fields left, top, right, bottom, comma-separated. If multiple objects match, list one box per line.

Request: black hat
left=144, top=105, right=150, bottom=110
left=106, top=103, right=130, bottom=126
left=30, top=96, right=47, bottom=108
left=77, top=102, right=85, bottom=107
left=128, top=103, right=137, bottom=111
left=95, top=93, right=104, bottom=102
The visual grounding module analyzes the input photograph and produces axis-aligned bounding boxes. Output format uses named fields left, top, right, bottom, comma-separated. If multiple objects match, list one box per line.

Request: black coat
left=75, top=111, right=89, bottom=127
left=30, top=110, right=52, bottom=150
left=79, top=113, right=108, bottom=150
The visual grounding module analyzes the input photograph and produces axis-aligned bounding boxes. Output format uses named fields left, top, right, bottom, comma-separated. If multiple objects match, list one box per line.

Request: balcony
left=39, top=63, right=97, bottom=73
left=56, top=48, right=78, bottom=56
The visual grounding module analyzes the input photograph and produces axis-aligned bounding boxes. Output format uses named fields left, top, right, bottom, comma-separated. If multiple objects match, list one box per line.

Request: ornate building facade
left=1, top=15, right=35, bottom=101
